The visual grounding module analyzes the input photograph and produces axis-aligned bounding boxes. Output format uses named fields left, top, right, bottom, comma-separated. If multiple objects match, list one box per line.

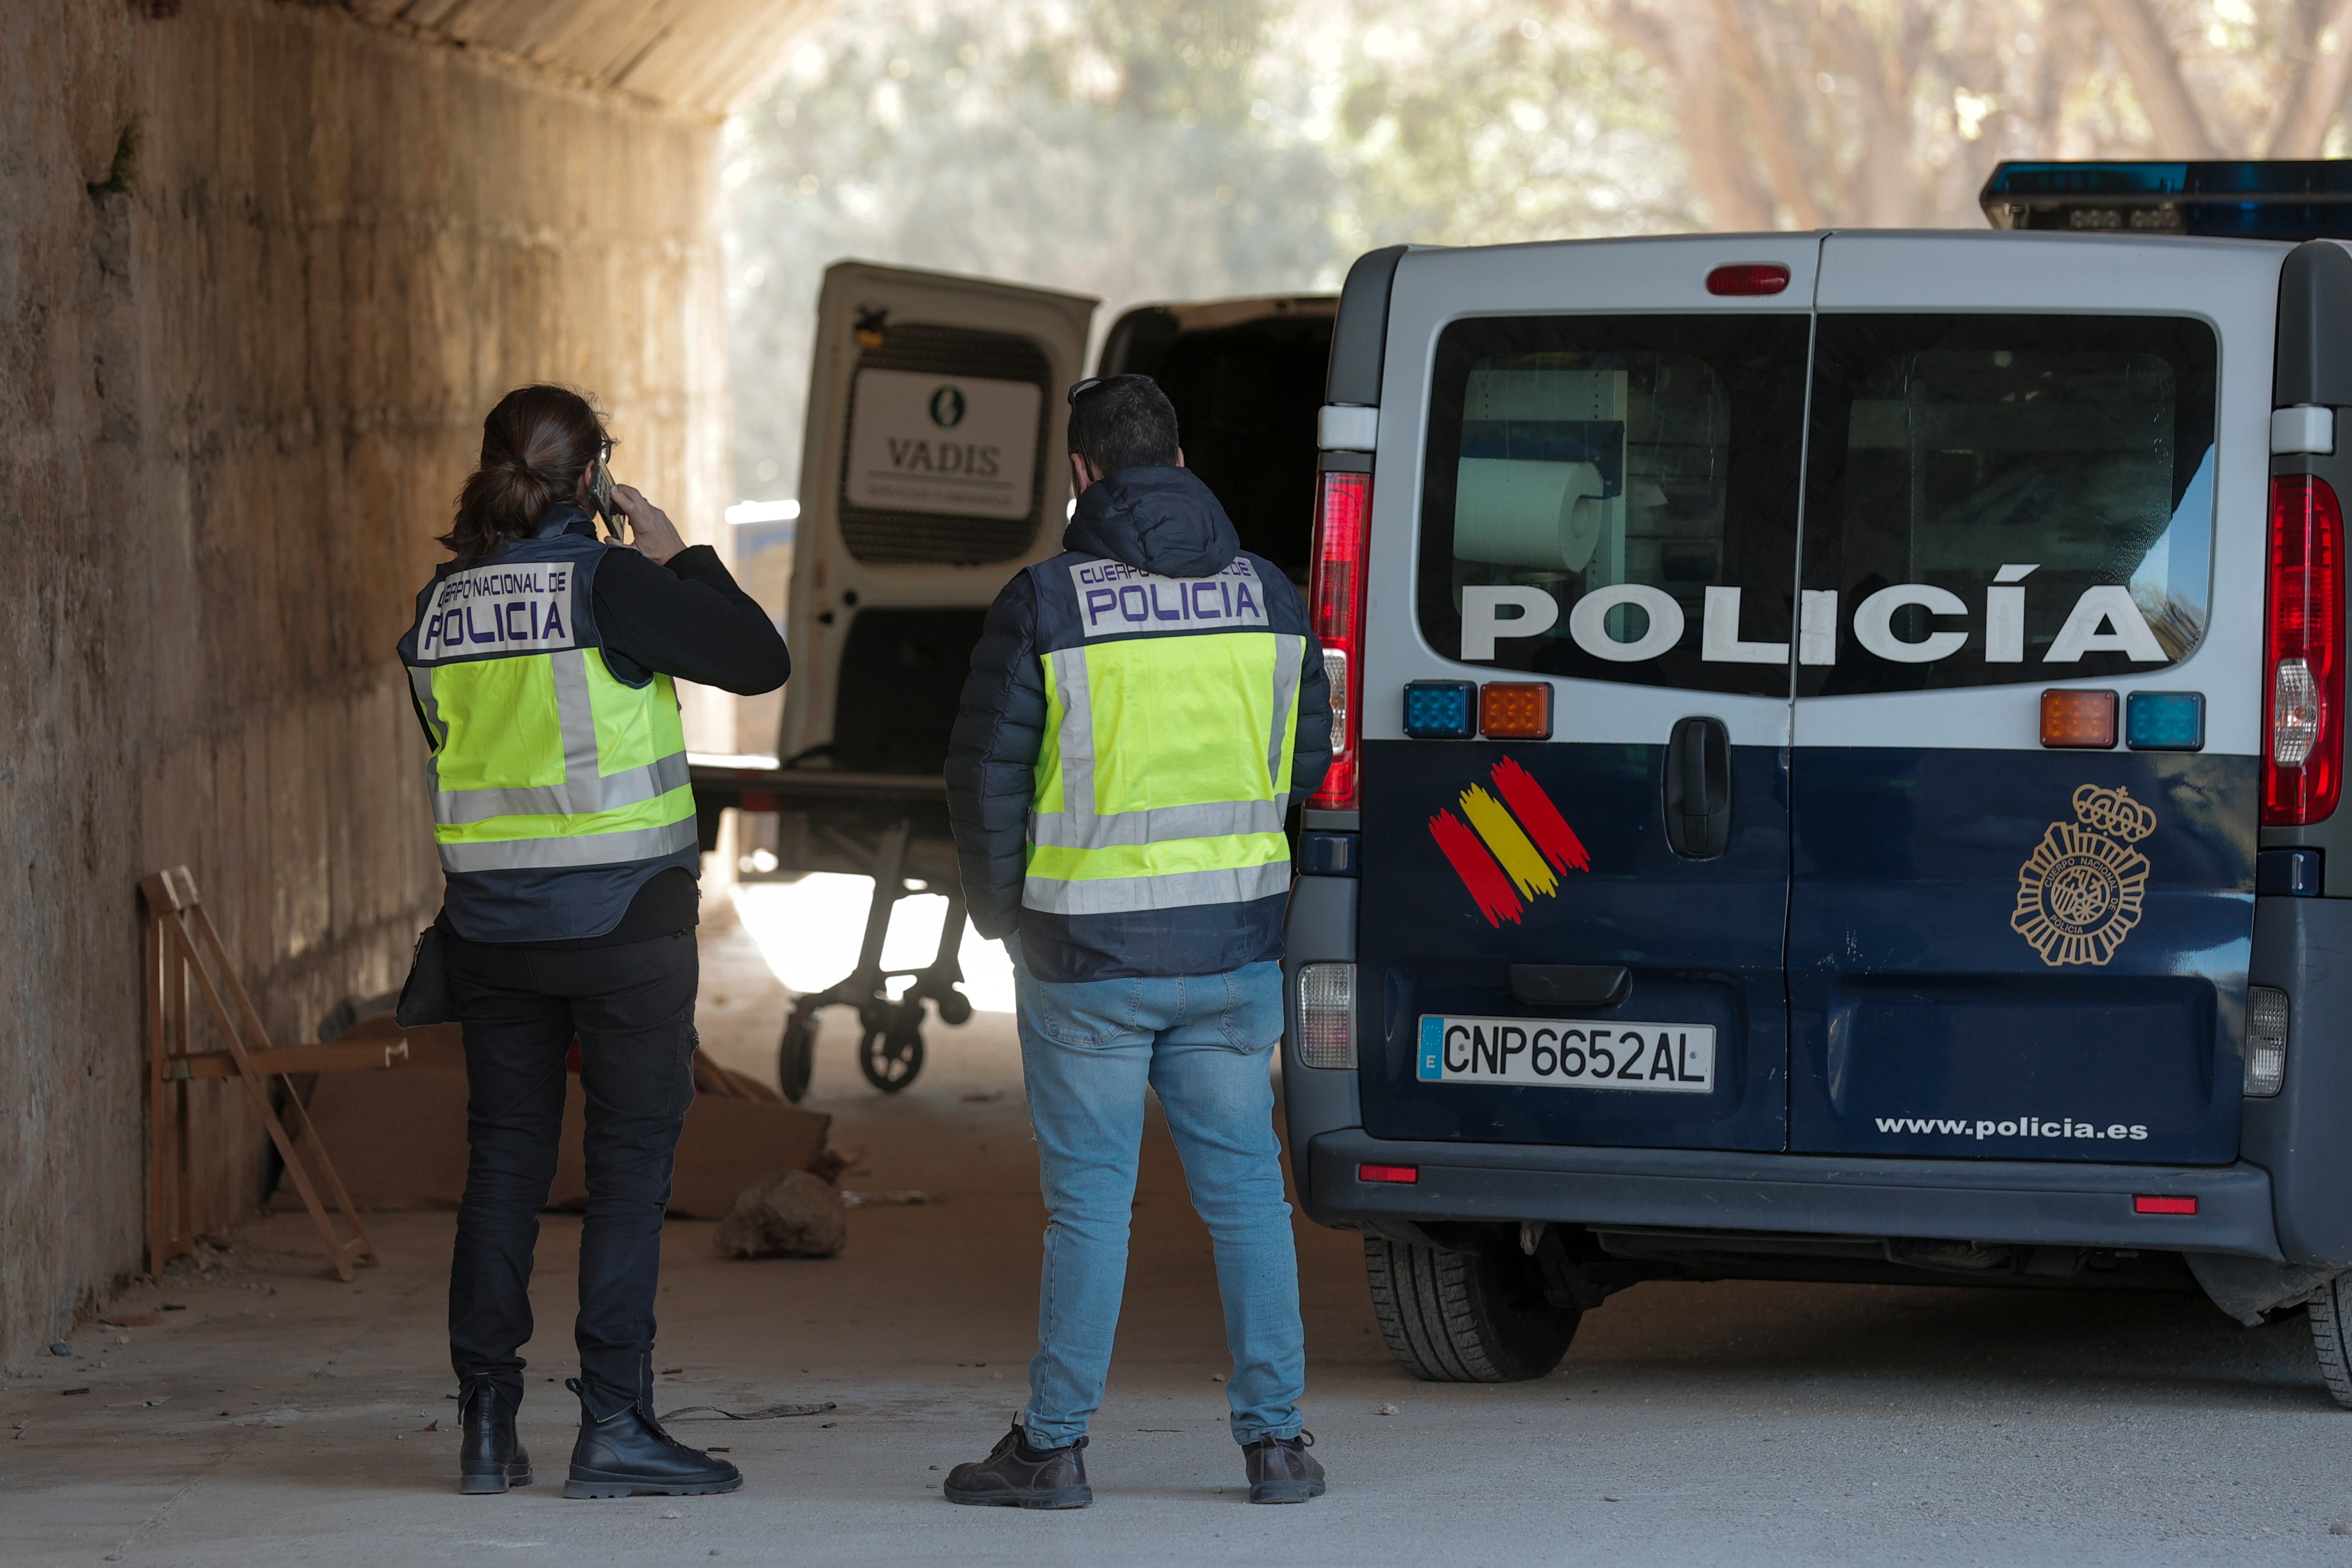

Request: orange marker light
left=2040, top=689, right=2118, bottom=748
left=1480, top=682, right=1554, bottom=741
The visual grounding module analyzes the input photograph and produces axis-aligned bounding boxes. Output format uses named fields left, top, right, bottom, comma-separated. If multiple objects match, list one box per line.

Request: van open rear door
left=697, top=261, right=1093, bottom=886
left=1098, top=296, right=1336, bottom=584
left=692, top=263, right=1095, bottom=1098
left=777, top=261, right=1097, bottom=783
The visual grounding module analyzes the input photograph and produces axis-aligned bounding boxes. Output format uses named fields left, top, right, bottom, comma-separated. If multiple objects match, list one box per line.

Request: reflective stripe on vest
left=410, top=646, right=696, bottom=876
left=1023, top=630, right=1303, bottom=915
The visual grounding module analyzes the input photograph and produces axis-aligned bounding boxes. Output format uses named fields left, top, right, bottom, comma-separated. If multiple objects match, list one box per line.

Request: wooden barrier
left=140, top=867, right=404, bottom=1280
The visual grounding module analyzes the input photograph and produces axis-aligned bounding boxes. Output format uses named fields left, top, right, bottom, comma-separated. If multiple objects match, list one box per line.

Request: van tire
left=1364, top=1235, right=1578, bottom=1383
left=2309, top=1273, right=2352, bottom=1409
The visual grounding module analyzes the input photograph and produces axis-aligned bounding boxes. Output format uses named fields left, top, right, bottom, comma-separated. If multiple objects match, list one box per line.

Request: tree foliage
left=727, top=0, right=2352, bottom=498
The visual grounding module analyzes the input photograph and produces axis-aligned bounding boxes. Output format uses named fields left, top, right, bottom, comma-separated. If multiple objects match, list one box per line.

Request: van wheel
left=1364, top=1235, right=1579, bottom=1383
left=2309, top=1272, right=2352, bottom=1408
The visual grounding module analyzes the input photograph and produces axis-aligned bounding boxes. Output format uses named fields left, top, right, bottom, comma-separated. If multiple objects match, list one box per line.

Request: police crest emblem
left=2011, top=784, right=2156, bottom=967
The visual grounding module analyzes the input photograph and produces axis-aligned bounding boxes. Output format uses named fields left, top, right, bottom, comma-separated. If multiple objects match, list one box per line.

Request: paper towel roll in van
left=1455, top=458, right=1609, bottom=571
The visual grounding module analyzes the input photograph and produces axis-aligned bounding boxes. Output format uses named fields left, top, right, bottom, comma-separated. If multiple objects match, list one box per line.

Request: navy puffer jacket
left=945, top=466, right=1332, bottom=982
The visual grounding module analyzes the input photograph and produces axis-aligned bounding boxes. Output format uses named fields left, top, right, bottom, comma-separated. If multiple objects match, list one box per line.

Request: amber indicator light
left=2040, top=689, right=2118, bottom=748
left=1480, top=682, right=1554, bottom=741
left=2134, top=1194, right=2197, bottom=1216
left=1706, top=263, right=1792, bottom=296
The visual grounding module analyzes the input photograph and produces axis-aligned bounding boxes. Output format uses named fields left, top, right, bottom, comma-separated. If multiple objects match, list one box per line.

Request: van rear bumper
left=1303, top=1131, right=2284, bottom=1260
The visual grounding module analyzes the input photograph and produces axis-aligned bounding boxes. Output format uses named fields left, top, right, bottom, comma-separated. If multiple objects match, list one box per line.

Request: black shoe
left=942, top=1422, right=1092, bottom=1509
left=457, top=1379, right=533, bottom=1495
left=560, top=1378, right=743, bottom=1500
left=1243, top=1431, right=1324, bottom=1504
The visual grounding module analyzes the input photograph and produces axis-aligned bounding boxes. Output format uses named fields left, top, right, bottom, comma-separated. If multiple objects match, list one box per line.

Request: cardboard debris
left=271, top=1014, right=830, bottom=1220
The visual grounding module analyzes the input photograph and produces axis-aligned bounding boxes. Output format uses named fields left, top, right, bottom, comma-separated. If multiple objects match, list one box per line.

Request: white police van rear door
left=1788, top=232, right=2274, bottom=1163
left=1357, top=236, right=1819, bottom=1153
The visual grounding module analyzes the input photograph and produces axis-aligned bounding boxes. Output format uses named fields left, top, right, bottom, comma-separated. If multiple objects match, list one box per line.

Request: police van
left=1282, top=161, right=2352, bottom=1401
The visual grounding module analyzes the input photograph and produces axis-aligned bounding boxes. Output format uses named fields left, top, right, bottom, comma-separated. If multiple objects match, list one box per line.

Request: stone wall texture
left=0, top=0, right=811, bottom=1365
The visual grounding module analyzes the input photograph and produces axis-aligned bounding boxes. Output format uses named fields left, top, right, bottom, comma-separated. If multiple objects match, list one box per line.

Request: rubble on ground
left=713, top=1170, right=847, bottom=1259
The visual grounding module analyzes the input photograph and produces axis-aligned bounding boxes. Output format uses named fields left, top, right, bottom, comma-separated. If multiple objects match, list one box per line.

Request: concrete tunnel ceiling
left=0, top=0, right=834, bottom=1367
left=349, top=0, right=831, bottom=117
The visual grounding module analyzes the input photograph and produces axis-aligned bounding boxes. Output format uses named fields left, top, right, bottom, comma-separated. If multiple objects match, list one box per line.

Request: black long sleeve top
left=592, top=540, right=791, bottom=694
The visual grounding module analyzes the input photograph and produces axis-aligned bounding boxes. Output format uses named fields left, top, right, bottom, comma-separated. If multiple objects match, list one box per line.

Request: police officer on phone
left=398, top=385, right=787, bottom=1499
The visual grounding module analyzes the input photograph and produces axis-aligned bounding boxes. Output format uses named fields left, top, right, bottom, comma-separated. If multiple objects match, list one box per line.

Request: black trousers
left=445, top=929, right=697, bottom=1418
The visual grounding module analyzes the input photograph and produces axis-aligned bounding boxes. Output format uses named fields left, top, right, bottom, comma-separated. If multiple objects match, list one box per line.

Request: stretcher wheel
left=935, top=989, right=974, bottom=1027
left=858, top=1009, right=925, bottom=1094
left=777, top=1011, right=815, bottom=1104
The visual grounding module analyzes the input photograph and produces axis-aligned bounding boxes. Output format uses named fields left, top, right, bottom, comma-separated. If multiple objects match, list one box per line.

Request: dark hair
left=440, top=385, right=612, bottom=566
left=1068, top=374, right=1179, bottom=475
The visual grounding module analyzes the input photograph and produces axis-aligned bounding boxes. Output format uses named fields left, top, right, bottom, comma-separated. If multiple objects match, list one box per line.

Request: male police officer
left=941, top=374, right=1333, bottom=1507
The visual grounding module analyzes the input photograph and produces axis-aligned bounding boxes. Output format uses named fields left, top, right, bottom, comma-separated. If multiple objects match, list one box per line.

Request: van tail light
left=1295, top=962, right=1357, bottom=1069
left=2246, top=986, right=2289, bottom=1097
left=1309, top=469, right=1371, bottom=810
left=2264, top=475, right=2345, bottom=825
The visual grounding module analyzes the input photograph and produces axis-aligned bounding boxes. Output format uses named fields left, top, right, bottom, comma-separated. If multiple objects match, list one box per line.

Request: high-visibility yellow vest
left=1023, top=557, right=1306, bottom=917
left=399, top=529, right=698, bottom=935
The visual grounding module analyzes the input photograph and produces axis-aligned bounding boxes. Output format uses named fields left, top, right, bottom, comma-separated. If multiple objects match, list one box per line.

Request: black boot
left=1242, top=1431, right=1324, bottom=1504
left=561, top=1378, right=743, bottom=1500
left=457, top=1379, right=533, bottom=1495
left=942, top=1422, right=1092, bottom=1509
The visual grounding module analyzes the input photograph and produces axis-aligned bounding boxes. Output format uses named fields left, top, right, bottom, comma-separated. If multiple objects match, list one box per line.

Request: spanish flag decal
left=1427, top=758, right=1590, bottom=926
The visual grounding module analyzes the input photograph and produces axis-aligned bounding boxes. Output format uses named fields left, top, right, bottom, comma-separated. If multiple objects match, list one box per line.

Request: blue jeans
left=1010, top=942, right=1306, bottom=1448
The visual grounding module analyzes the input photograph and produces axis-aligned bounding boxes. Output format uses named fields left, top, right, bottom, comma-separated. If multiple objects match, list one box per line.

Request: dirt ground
left=7, top=898, right=2352, bottom=1566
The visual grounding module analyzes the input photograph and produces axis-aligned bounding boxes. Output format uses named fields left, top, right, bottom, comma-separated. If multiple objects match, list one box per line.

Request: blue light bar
left=1981, top=160, right=2352, bottom=241
left=2126, top=691, right=2206, bottom=752
left=1403, top=680, right=1477, bottom=741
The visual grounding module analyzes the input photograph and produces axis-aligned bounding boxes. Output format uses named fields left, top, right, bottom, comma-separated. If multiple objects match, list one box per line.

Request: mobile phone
left=588, top=453, right=619, bottom=538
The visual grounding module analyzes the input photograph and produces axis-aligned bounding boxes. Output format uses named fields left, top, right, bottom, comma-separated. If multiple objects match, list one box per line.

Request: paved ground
left=9, top=897, right=2352, bottom=1565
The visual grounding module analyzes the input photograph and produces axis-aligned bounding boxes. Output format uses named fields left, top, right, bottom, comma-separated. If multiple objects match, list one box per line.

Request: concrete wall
left=0, top=0, right=785, bottom=1364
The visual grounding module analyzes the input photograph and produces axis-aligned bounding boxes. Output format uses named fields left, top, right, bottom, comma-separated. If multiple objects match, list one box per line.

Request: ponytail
left=440, top=385, right=612, bottom=566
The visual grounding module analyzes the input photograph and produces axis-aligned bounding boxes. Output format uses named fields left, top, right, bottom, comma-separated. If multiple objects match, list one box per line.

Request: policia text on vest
left=400, top=528, right=700, bottom=943
left=1026, top=556, right=1303, bottom=919
left=946, top=462, right=1335, bottom=986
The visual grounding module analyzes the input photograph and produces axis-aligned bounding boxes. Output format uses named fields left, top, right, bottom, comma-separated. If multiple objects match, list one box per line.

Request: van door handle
left=1663, top=716, right=1731, bottom=860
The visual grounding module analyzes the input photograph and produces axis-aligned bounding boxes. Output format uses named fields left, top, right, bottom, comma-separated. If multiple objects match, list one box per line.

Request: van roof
left=1981, top=159, right=2352, bottom=241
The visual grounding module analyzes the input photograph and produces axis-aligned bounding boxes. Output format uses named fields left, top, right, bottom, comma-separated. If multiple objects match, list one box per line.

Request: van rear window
left=1417, top=314, right=1810, bottom=697
left=1800, top=314, right=2217, bottom=693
